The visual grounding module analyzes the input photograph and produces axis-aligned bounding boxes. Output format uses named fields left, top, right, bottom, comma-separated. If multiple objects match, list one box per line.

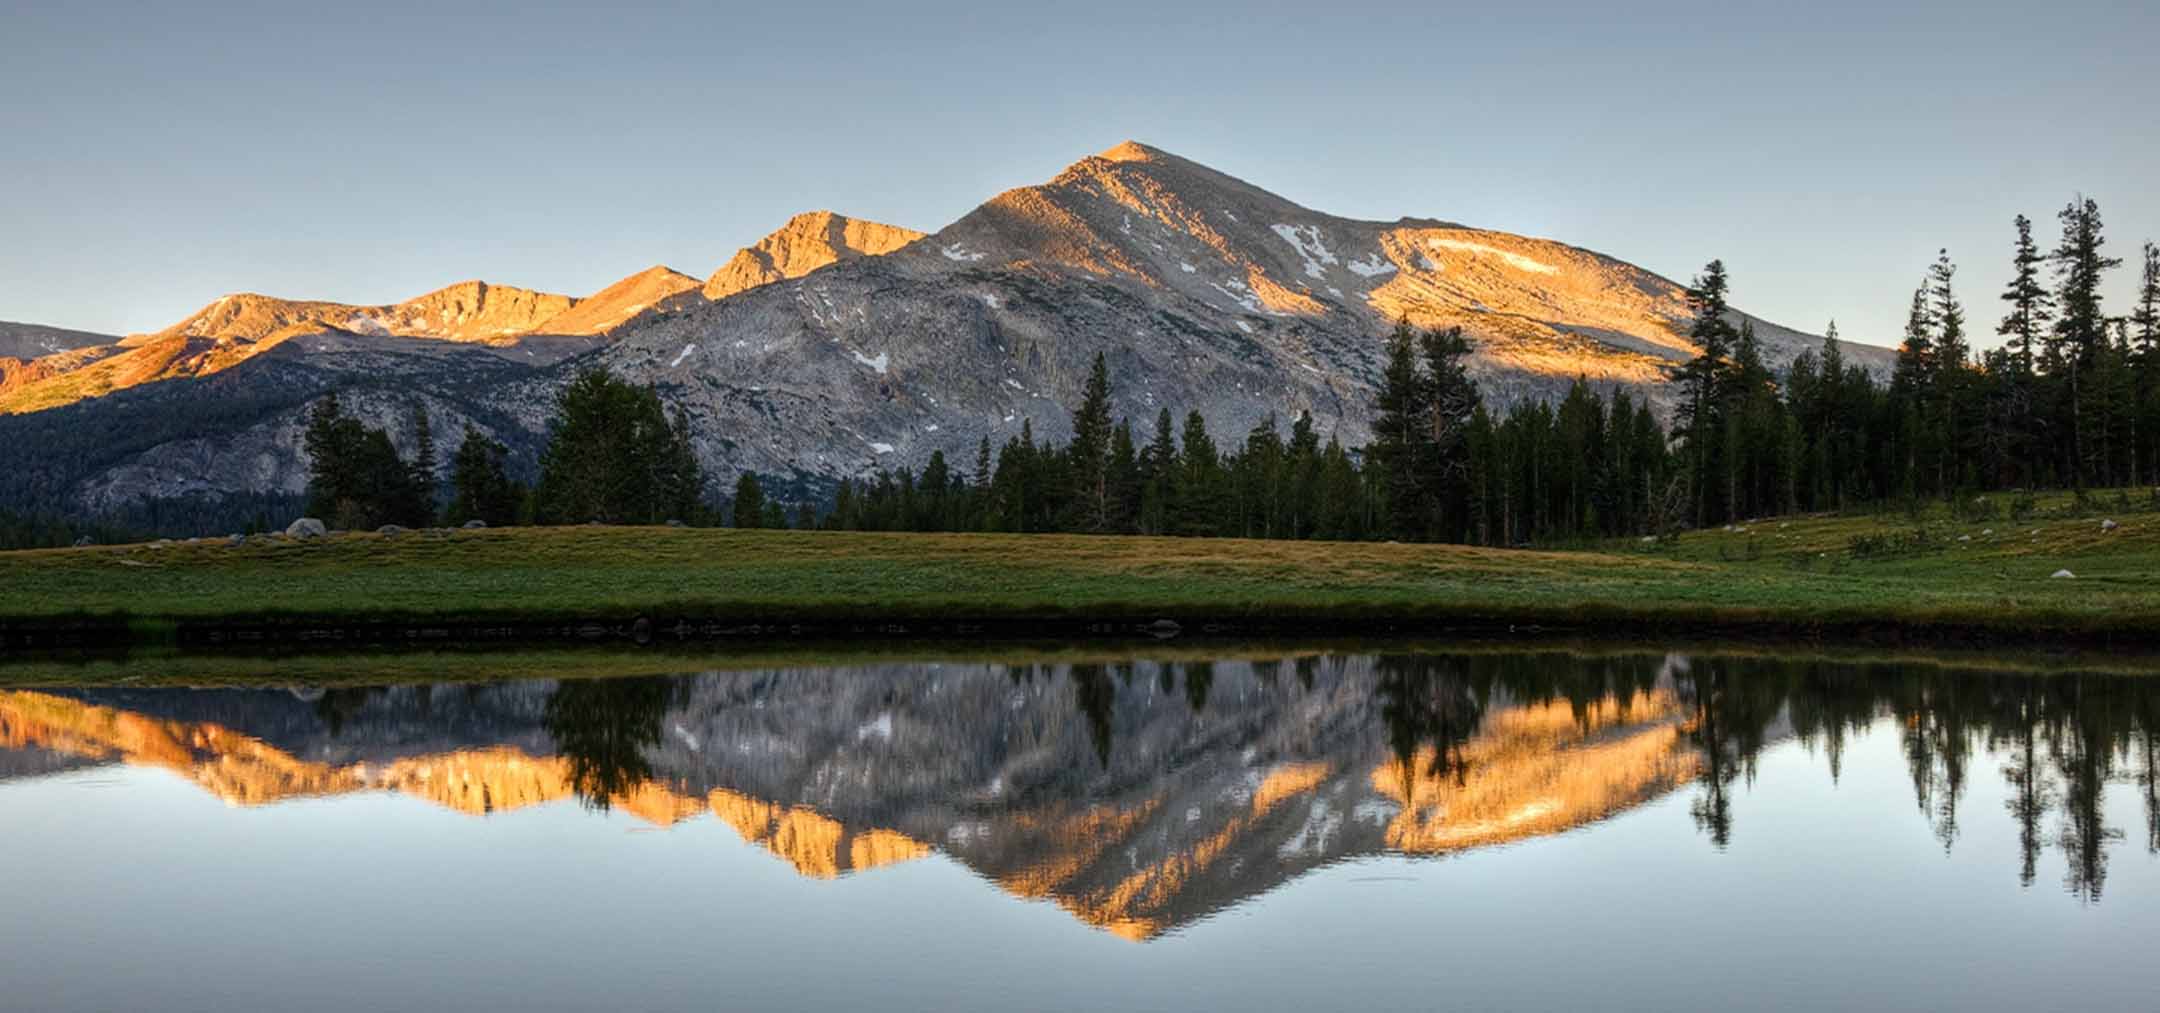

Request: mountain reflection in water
left=2, top=650, right=2155, bottom=938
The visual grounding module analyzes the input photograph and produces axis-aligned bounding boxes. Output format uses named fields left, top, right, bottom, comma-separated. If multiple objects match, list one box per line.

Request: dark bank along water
left=1, top=650, right=2156, bottom=1012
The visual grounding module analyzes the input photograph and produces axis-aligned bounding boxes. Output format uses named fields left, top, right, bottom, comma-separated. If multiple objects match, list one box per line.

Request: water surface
left=2, top=648, right=2156, bottom=1011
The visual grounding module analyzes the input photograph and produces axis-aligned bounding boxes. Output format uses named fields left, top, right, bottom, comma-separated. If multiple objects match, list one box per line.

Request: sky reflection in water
left=2, top=648, right=2156, bottom=1012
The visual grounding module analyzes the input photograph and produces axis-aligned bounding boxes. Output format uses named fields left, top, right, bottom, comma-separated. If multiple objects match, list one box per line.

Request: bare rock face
left=702, top=211, right=928, bottom=300
left=0, top=320, right=113, bottom=360
left=15, top=334, right=562, bottom=515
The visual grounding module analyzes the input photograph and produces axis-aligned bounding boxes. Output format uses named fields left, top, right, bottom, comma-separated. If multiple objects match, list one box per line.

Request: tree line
left=302, top=369, right=704, bottom=530
left=1668, top=197, right=2160, bottom=527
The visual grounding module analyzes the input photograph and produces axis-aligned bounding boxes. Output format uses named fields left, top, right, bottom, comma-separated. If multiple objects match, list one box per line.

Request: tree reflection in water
left=544, top=676, right=677, bottom=811
left=3, top=647, right=2154, bottom=909
left=1342, top=650, right=2151, bottom=900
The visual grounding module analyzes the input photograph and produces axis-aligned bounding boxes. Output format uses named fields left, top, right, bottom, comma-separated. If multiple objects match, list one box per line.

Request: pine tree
left=1998, top=214, right=2054, bottom=376
left=448, top=427, right=522, bottom=528
left=1316, top=435, right=1364, bottom=541
left=2051, top=196, right=2123, bottom=487
left=733, top=472, right=765, bottom=528
left=2134, top=242, right=2160, bottom=485
left=2098, top=322, right=2136, bottom=485
left=407, top=402, right=436, bottom=524
left=301, top=390, right=425, bottom=529
left=1286, top=411, right=1321, bottom=538
left=1139, top=408, right=1178, bottom=536
left=1175, top=410, right=1224, bottom=536
left=1674, top=261, right=1737, bottom=524
left=1372, top=316, right=1430, bottom=538
left=302, top=391, right=356, bottom=522
left=1420, top=325, right=1481, bottom=541
left=972, top=437, right=993, bottom=530
left=1813, top=325, right=1847, bottom=507
left=1889, top=281, right=1937, bottom=499
left=661, top=408, right=703, bottom=522
left=535, top=368, right=703, bottom=524
left=2135, top=242, right=2160, bottom=363
left=1928, top=250, right=1969, bottom=374
left=1108, top=420, right=1140, bottom=533
left=1927, top=249, right=1976, bottom=492
left=1994, top=218, right=2056, bottom=489
left=1066, top=352, right=1116, bottom=532
left=919, top=450, right=951, bottom=531
left=1892, top=282, right=1938, bottom=394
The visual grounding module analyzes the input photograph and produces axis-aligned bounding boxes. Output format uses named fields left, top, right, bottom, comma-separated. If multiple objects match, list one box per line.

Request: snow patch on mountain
left=1210, top=280, right=1266, bottom=315
left=855, top=712, right=895, bottom=742
left=1346, top=252, right=1395, bottom=278
left=345, top=314, right=392, bottom=336
left=1270, top=223, right=1338, bottom=279
left=1278, top=798, right=1346, bottom=858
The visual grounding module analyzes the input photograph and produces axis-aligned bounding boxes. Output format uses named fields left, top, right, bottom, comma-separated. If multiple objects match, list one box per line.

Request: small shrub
left=1952, top=494, right=1999, bottom=522
left=1849, top=527, right=1941, bottom=559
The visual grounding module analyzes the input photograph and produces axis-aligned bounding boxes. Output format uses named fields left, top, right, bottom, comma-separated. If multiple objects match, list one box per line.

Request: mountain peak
left=703, top=211, right=926, bottom=300
left=630, top=264, right=699, bottom=284
left=535, top=265, right=701, bottom=337
left=1098, top=139, right=1163, bottom=163
left=779, top=209, right=846, bottom=230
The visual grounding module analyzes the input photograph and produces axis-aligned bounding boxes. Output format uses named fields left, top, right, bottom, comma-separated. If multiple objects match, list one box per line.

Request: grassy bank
left=1, top=491, right=2156, bottom=646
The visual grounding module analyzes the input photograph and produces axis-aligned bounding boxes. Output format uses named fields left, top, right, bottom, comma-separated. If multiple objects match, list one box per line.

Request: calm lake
left=2, top=647, right=2156, bottom=1011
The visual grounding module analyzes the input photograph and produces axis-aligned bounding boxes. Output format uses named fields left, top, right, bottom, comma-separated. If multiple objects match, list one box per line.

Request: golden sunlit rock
left=1373, top=689, right=1698, bottom=854
left=534, top=266, right=702, bottom=337
left=702, top=211, right=926, bottom=300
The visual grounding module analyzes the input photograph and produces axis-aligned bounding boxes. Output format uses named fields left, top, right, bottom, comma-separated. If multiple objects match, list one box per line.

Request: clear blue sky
left=4, top=0, right=2154, bottom=348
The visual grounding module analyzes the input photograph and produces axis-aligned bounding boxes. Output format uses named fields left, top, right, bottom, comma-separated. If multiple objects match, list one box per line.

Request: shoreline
left=7, top=603, right=2160, bottom=655
left=3, top=627, right=2156, bottom=690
